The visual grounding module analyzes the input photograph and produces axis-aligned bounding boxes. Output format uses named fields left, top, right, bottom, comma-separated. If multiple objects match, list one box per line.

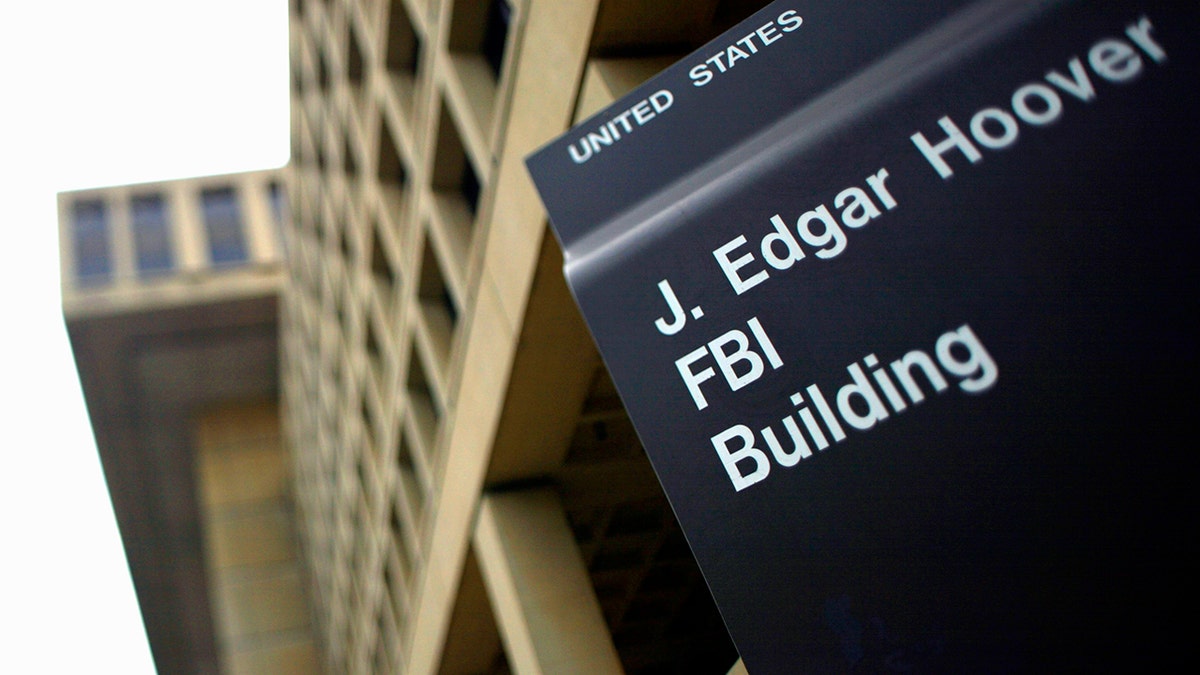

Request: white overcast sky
left=1, top=1, right=288, bottom=671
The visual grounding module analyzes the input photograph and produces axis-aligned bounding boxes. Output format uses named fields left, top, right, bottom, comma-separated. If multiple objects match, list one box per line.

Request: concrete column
left=109, top=188, right=136, bottom=286
left=171, top=180, right=208, bottom=273
left=240, top=172, right=282, bottom=265
left=474, top=488, right=623, bottom=675
left=56, top=194, right=78, bottom=293
left=403, top=1, right=603, bottom=672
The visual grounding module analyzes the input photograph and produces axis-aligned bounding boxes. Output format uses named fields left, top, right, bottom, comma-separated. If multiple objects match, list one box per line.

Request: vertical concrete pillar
left=240, top=172, right=282, bottom=265
left=404, top=0, right=603, bottom=671
left=56, top=195, right=77, bottom=293
left=474, top=488, right=623, bottom=675
left=109, top=188, right=136, bottom=286
left=171, top=180, right=208, bottom=273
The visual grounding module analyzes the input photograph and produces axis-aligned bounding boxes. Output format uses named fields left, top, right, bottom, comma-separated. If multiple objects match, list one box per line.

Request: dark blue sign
left=527, top=1, right=1198, bottom=671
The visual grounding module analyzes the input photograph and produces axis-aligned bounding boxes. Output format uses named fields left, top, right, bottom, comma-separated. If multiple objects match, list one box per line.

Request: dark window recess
left=317, top=51, right=330, bottom=91
left=268, top=181, right=287, bottom=225
left=371, top=225, right=397, bottom=291
left=441, top=286, right=459, bottom=326
left=291, top=65, right=303, bottom=95
left=419, top=238, right=459, bottom=327
left=201, top=187, right=249, bottom=265
left=347, top=24, right=365, bottom=87
left=459, top=161, right=481, bottom=216
left=431, top=103, right=479, bottom=218
left=366, top=323, right=383, bottom=373
left=339, top=226, right=351, bottom=262
left=482, top=0, right=512, bottom=80
left=131, top=194, right=173, bottom=275
left=72, top=199, right=112, bottom=284
left=344, top=134, right=359, bottom=177
left=268, top=181, right=290, bottom=258
left=335, top=288, right=346, bottom=329
left=379, top=118, right=407, bottom=187
left=386, top=1, right=421, bottom=78
left=407, top=348, right=440, bottom=420
left=361, top=396, right=375, bottom=451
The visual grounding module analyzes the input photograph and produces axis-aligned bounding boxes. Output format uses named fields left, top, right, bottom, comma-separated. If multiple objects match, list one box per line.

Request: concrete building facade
left=282, top=0, right=766, bottom=673
left=60, top=170, right=322, bottom=674
left=62, top=1, right=774, bottom=673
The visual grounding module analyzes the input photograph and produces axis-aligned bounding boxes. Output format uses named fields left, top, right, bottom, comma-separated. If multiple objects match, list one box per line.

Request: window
left=432, top=101, right=481, bottom=218
left=268, top=181, right=289, bottom=256
left=72, top=199, right=111, bottom=284
left=268, top=181, right=288, bottom=226
left=201, top=187, right=248, bottom=265
left=482, top=0, right=512, bottom=80
left=131, top=194, right=173, bottom=275
left=386, top=0, right=421, bottom=80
